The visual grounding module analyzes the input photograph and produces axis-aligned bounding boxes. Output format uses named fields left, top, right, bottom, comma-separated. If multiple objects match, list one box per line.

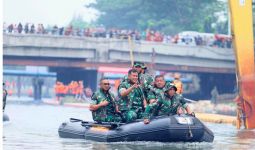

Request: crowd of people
left=3, top=22, right=231, bottom=48
left=174, top=33, right=232, bottom=48
left=89, top=61, right=193, bottom=124
left=54, top=80, right=93, bottom=102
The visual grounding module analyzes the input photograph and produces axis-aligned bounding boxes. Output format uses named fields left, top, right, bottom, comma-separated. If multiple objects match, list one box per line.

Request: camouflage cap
left=133, top=61, right=147, bottom=69
left=165, top=83, right=177, bottom=92
left=141, top=63, right=147, bottom=69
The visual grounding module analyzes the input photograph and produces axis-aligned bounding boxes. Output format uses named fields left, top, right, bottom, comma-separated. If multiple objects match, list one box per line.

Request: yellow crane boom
left=228, top=0, right=255, bottom=129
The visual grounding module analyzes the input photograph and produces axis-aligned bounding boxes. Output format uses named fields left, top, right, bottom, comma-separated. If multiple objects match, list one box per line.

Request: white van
left=176, top=31, right=215, bottom=46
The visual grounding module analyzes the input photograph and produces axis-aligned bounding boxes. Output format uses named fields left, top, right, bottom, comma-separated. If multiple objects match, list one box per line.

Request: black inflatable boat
left=3, top=113, right=10, bottom=122
left=58, top=115, right=214, bottom=142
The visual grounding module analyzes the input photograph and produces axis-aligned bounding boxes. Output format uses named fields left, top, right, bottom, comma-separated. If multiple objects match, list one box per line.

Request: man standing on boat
left=139, top=62, right=154, bottom=102
left=89, top=78, right=121, bottom=123
left=118, top=69, right=147, bottom=123
left=144, top=81, right=192, bottom=124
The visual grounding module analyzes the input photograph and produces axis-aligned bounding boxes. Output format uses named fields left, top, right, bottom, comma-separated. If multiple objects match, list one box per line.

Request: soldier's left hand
left=144, top=119, right=150, bottom=124
left=177, top=107, right=184, bottom=115
left=99, top=101, right=108, bottom=107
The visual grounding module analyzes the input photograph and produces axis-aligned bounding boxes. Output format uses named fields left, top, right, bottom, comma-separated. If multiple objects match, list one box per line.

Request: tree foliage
left=69, top=15, right=90, bottom=29
left=88, top=0, right=226, bottom=34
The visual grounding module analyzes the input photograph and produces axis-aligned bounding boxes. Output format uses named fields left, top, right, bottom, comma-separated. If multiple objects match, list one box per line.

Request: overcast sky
left=3, top=0, right=98, bottom=26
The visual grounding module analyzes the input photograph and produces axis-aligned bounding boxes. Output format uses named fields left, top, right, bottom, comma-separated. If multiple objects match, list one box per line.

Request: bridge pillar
left=32, top=77, right=44, bottom=101
left=17, top=76, right=21, bottom=98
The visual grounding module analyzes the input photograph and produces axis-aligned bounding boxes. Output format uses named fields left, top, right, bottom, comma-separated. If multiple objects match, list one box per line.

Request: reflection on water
left=237, top=130, right=255, bottom=139
left=3, top=103, right=255, bottom=150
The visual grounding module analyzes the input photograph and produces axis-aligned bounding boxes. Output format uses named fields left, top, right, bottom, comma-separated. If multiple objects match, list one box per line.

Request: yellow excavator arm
left=228, top=0, right=255, bottom=129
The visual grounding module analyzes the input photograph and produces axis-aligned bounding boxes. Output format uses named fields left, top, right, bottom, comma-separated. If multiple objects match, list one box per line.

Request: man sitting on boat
left=146, top=75, right=173, bottom=105
left=118, top=69, right=147, bottom=123
left=121, top=61, right=144, bottom=83
left=89, top=78, right=121, bottom=122
left=121, top=61, right=153, bottom=106
left=144, top=83, right=192, bottom=124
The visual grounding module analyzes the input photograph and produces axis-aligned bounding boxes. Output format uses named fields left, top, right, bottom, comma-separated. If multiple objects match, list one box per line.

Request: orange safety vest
left=173, top=80, right=183, bottom=94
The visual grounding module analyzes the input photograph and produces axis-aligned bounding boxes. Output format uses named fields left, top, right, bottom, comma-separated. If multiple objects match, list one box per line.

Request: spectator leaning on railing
left=3, top=22, right=232, bottom=48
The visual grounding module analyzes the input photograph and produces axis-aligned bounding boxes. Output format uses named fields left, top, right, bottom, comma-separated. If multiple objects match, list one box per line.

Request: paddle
left=70, top=118, right=83, bottom=122
left=81, top=122, right=113, bottom=128
left=70, top=118, right=125, bottom=128
left=184, top=98, right=197, bottom=103
left=82, top=121, right=126, bottom=128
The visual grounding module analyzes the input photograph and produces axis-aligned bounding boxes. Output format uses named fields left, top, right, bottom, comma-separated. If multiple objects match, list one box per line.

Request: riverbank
left=189, top=100, right=236, bottom=125
left=43, top=99, right=89, bottom=108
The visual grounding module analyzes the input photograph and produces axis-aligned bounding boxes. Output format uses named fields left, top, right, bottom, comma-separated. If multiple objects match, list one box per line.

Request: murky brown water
left=3, top=101, right=255, bottom=150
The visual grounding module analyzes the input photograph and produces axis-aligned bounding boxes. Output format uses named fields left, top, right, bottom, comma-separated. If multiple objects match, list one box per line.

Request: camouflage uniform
left=146, top=81, right=172, bottom=101
left=90, top=89, right=121, bottom=122
left=139, top=73, right=154, bottom=100
left=144, top=84, right=187, bottom=119
left=118, top=81, right=145, bottom=123
left=121, top=62, right=152, bottom=83
left=144, top=93, right=188, bottom=119
left=121, top=73, right=153, bottom=100
left=121, top=75, right=129, bottom=83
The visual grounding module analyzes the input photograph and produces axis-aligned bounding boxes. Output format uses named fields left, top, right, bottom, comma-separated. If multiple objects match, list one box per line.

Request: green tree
left=88, top=0, right=226, bottom=34
left=69, top=15, right=89, bottom=29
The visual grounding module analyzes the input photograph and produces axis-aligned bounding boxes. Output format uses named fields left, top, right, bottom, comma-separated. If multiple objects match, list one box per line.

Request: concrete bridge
left=3, top=33, right=237, bottom=99
left=3, top=33, right=235, bottom=73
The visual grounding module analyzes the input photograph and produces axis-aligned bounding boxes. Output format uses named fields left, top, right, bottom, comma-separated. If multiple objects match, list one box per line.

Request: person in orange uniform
left=72, top=81, right=79, bottom=99
left=76, top=80, right=84, bottom=101
left=173, top=73, right=183, bottom=95
left=54, top=81, right=61, bottom=101
left=59, top=82, right=66, bottom=98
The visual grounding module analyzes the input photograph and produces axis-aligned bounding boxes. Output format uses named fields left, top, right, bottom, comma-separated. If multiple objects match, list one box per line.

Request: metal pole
left=128, top=35, right=134, bottom=66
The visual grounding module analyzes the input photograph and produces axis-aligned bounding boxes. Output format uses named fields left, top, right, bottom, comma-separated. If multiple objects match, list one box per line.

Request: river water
left=3, top=102, right=255, bottom=150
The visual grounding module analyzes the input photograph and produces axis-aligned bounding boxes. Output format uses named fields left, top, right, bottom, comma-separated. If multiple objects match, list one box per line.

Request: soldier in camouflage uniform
left=121, top=61, right=154, bottom=102
left=118, top=69, right=147, bottom=123
left=138, top=62, right=154, bottom=101
left=146, top=75, right=172, bottom=104
left=89, top=78, right=121, bottom=122
left=121, top=62, right=153, bottom=85
left=144, top=84, right=192, bottom=124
